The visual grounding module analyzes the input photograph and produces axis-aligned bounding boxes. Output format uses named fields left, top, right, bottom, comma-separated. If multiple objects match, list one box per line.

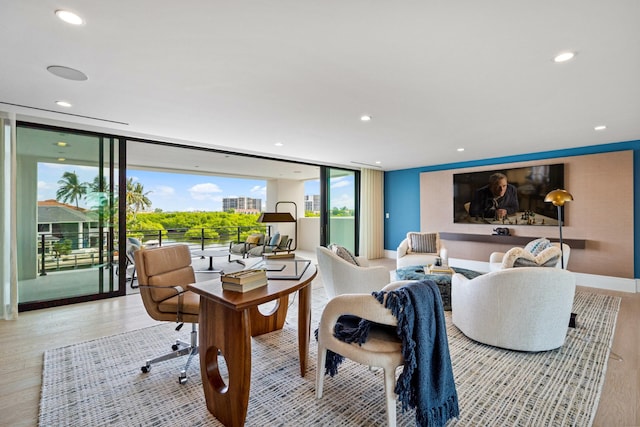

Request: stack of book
left=427, top=265, right=455, bottom=275
left=221, top=269, right=268, bottom=293
left=263, top=252, right=295, bottom=259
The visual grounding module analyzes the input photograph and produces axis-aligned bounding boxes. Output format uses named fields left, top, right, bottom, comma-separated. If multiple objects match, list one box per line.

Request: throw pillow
left=502, top=246, right=561, bottom=268
left=524, top=238, right=552, bottom=256
left=329, top=244, right=360, bottom=266
left=407, top=232, right=438, bottom=254
left=269, top=232, right=281, bottom=246
left=246, top=234, right=261, bottom=245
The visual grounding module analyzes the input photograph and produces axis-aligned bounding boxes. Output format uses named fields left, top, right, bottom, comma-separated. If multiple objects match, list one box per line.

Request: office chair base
left=140, top=324, right=198, bottom=385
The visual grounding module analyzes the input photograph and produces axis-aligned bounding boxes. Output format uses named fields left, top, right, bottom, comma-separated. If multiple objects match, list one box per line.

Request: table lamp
left=544, top=189, right=573, bottom=268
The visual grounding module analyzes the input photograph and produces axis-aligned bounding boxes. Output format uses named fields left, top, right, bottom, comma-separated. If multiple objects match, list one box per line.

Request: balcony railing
left=36, top=225, right=269, bottom=275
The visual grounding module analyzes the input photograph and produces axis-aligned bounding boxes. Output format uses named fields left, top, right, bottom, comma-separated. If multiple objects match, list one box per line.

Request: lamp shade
left=257, top=212, right=295, bottom=223
left=544, top=189, right=574, bottom=207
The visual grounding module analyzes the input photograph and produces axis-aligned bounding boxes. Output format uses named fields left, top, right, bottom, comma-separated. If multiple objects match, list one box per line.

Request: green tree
left=56, top=171, right=88, bottom=208
left=52, top=239, right=72, bottom=259
left=126, top=178, right=152, bottom=221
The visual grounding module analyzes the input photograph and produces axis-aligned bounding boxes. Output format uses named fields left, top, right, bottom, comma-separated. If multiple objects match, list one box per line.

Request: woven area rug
left=39, top=290, right=619, bottom=426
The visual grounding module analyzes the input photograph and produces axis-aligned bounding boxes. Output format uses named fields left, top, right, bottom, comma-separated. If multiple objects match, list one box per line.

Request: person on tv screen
left=469, top=172, right=519, bottom=219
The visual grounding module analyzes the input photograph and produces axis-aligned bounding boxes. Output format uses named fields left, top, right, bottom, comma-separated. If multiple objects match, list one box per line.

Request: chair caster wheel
left=172, top=344, right=179, bottom=351
left=141, top=365, right=150, bottom=373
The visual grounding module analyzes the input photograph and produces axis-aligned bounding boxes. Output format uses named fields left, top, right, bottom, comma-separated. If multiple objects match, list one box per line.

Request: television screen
left=453, top=164, right=564, bottom=226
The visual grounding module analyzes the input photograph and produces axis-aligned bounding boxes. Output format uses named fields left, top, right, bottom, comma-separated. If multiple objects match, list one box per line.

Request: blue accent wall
left=384, top=139, right=640, bottom=275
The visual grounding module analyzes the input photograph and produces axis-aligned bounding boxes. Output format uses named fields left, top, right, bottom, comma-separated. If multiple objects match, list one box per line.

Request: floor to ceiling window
left=321, top=167, right=359, bottom=254
left=16, top=124, right=121, bottom=310
left=11, top=122, right=361, bottom=311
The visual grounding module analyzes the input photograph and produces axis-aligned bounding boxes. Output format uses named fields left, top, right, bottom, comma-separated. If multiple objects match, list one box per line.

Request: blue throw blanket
left=321, top=280, right=459, bottom=427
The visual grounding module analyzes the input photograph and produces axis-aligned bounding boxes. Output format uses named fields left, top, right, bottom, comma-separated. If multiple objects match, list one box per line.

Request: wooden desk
left=188, top=262, right=317, bottom=426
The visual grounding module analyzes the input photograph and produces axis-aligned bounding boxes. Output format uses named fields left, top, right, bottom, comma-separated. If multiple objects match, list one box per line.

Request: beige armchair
left=228, top=233, right=265, bottom=263
left=316, top=246, right=391, bottom=299
left=134, top=244, right=200, bottom=384
left=396, top=231, right=447, bottom=269
left=452, top=267, right=576, bottom=351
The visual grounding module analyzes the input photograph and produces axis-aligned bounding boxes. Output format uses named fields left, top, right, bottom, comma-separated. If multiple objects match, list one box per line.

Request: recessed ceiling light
left=594, top=125, right=607, bottom=131
left=553, top=51, right=576, bottom=63
left=57, top=157, right=66, bottom=162
left=47, top=65, right=88, bottom=81
left=457, top=148, right=465, bottom=152
left=274, top=142, right=284, bottom=147
left=55, top=101, right=72, bottom=108
left=55, top=10, right=84, bottom=25
left=360, top=115, right=372, bottom=122
left=375, top=161, right=381, bottom=164
left=54, top=141, right=68, bottom=147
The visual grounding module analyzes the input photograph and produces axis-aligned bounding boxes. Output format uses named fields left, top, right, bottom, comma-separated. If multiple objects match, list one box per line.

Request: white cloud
left=250, top=185, right=266, bottom=196
left=152, top=185, right=175, bottom=197
left=331, top=179, right=350, bottom=189
left=188, top=182, right=223, bottom=201
left=332, top=193, right=354, bottom=209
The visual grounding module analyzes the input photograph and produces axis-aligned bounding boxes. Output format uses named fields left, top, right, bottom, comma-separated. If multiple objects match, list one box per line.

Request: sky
left=37, top=162, right=353, bottom=212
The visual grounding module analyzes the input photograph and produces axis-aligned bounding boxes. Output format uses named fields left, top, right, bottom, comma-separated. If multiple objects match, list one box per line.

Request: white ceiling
left=2, top=1, right=640, bottom=172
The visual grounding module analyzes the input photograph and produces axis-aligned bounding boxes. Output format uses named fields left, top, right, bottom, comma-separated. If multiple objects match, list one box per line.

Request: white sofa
left=396, top=232, right=447, bottom=269
left=316, top=246, right=391, bottom=299
left=489, top=242, right=570, bottom=271
left=451, top=267, right=576, bottom=351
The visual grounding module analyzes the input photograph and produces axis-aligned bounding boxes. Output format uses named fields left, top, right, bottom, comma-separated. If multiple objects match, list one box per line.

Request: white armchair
left=451, top=267, right=576, bottom=352
left=396, top=232, right=447, bottom=269
left=316, top=246, right=391, bottom=299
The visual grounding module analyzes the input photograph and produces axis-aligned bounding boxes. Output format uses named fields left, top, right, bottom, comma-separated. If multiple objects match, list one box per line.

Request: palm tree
left=56, top=171, right=88, bottom=208
left=126, top=178, right=152, bottom=221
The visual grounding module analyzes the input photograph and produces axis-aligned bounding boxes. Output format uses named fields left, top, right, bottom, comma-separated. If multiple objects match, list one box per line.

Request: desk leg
left=249, top=295, right=289, bottom=337
left=297, top=284, right=311, bottom=377
left=199, top=297, right=251, bottom=427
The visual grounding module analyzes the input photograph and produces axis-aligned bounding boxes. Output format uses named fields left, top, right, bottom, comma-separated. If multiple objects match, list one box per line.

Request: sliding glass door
left=321, top=167, right=360, bottom=254
left=16, top=125, right=121, bottom=310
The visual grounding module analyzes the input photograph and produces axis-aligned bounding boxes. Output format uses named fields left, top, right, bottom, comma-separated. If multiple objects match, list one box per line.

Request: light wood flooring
left=1, top=255, right=638, bottom=427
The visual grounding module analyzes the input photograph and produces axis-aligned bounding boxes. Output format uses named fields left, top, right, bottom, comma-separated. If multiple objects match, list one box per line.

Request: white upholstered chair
left=451, top=267, right=576, bottom=351
left=396, top=231, right=447, bottom=269
left=316, top=281, right=408, bottom=427
left=316, top=246, right=391, bottom=299
left=489, top=242, right=570, bottom=271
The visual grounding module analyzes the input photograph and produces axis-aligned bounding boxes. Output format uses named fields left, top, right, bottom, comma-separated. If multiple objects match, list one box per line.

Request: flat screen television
left=453, top=163, right=564, bottom=226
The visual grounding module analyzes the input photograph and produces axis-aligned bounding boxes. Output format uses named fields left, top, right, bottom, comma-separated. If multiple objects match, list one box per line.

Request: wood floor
left=1, top=257, right=638, bottom=427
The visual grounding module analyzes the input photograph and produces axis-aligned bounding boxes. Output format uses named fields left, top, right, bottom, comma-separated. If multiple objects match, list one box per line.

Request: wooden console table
left=188, top=261, right=317, bottom=426
left=440, top=232, right=586, bottom=249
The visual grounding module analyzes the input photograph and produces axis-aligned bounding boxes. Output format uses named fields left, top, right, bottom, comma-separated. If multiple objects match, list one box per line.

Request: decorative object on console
left=544, top=189, right=574, bottom=268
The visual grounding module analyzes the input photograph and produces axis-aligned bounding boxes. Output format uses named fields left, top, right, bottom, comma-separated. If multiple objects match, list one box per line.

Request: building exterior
left=305, top=194, right=320, bottom=214
left=222, top=197, right=262, bottom=213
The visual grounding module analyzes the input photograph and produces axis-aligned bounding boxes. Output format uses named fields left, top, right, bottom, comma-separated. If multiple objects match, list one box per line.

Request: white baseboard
left=384, top=251, right=637, bottom=293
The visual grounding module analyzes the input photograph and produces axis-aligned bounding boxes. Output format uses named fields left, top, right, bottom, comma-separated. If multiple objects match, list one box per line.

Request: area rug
left=39, top=290, right=619, bottom=426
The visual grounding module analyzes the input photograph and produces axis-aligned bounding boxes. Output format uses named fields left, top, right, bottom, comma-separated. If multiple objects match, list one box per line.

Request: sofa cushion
left=407, top=232, right=438, bottom=254
left=269, top=232, right=281, bottom=246
left=524, top=238, right=552, bottom=256
left=329, top=244, right=360, bottom=266
left=502, top=246, right=561, bottom=269
left=246, top=234, right=262, bottom=245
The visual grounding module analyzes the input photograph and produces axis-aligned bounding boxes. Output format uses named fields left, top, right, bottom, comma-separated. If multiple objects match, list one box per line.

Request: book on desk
left=221, top=269, right=268, bottom=292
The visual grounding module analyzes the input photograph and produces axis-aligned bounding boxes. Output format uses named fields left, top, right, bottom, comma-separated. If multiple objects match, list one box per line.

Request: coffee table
left=191, top=248, right=229, bottom=273
left=188, top=260, right=317, bottom=426
left=395, top=265, right=483, bottom=310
